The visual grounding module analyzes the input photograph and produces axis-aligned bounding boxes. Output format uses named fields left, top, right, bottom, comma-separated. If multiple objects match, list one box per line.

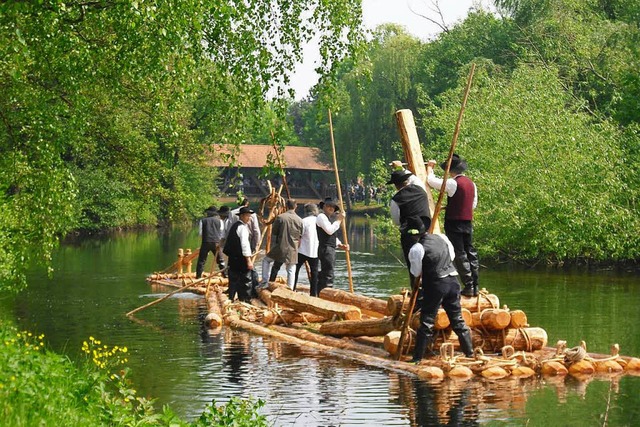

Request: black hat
left=218, top=206, right=230, bottom=216
left=204, top=205, right=218, bottom=214
left=386, top=170, right=413, bottom=185
left=238, top=206, right=254, bottom=215
left=318, top=198, right=340, bottom=212
left=440, top=153, right=468, bottom=174
left=405, top=217, right=427, bottom=236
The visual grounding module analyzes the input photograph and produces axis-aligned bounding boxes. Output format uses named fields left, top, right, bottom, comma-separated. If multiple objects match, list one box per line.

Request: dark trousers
left=196, top=241, right=224, bottom=278
left=317, top=245, right=336, bottom=294
left=227, top=265, right=253, bottom=303
left=444, top=220, right=479, bottom=287
left=295, top=253, right=319, bottom=295
left=414, top=275, right=471, bottom=359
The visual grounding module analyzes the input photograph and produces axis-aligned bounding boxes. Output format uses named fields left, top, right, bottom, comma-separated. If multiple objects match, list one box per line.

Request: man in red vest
left=427, top=154, right=479, bottom=297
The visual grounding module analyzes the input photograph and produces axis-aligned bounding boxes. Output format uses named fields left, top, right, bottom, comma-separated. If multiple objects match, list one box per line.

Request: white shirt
left=427, top=171, right=477, bottom=209
left=408, top=234, right=457, bottom=278
left=298, top=215, right=319, bottom=258
left=235, top=222, right=252, bottom=257
left=316, top=212, right=343, bottom=246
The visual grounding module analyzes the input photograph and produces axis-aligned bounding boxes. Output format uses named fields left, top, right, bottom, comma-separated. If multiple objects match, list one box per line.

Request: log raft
left=143, top=258, right=640, bottom=381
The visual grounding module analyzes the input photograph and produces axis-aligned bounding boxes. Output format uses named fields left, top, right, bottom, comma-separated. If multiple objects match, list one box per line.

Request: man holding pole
left=406, top=218, right=474, bottom=362
left=223, top=206, right=256, bottom=302
left=316, top=199, right=348, bottom=294
left=426, top=154, right=479, bottom=297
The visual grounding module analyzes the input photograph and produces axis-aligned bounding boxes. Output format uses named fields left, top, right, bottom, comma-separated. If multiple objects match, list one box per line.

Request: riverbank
left=0, top=320, right=266, bottom=426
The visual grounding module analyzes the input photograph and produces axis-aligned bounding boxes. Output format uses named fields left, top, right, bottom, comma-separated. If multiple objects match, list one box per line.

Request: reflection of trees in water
left=346, top=216, right=377, bottom=254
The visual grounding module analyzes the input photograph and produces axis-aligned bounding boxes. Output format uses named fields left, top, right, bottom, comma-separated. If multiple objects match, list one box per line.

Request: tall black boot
left=461, top=283, right=474, bottom=297
left=457, top=329, right=474, bottom=357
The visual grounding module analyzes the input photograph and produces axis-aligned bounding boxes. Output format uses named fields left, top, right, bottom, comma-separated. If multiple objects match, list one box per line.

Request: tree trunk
left=319, top=316, right=400, bottom=337
left=319, top=287, right=388, bottom=317
left=270, top=287, right=362, bottom=320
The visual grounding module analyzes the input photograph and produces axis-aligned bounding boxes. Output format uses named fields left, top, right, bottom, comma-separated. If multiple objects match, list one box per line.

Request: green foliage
left=424, top=63, right=640, bottom=263
left=193, top=398, right=269, bottom=427
left=0, top=322, right=268, bottom=426
left=0, top=1, right=365, bottom=291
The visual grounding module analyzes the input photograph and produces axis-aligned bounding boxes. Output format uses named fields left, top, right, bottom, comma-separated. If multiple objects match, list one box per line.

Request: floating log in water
left=387, top=292, right=501, bottom=316
left=270, top=287, right=362, bottom=320
left=258, top=309, right=329, bottom=325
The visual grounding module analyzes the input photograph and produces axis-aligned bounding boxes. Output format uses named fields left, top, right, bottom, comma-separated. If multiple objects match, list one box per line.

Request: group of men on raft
left=197, top=153, right=479, bottom=363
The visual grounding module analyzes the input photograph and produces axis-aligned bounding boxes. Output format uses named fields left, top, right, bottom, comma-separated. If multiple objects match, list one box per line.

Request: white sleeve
left=198, top=220, right=203, bottom=236
left=473, top=182, right=478, bottom=209
left=427, top=171, right=457, bottom=197
left=237, top=224, right=252, bottom=256
left=408, top=243, right=424, bottom=277
left=407, top=173, right=426, bottom=191
left=316, top=213, right=341, bottom=235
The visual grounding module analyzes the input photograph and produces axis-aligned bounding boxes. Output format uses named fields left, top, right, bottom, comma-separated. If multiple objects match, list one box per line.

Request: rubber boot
left=461, top=283, right=474, bottom=297
left=457, top=329, right=474, bottom=358
left=411, top=333, right=436, bottom=363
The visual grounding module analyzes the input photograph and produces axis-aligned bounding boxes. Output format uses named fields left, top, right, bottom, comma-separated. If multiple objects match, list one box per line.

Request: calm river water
left=9, top=217, right=640, bottom=426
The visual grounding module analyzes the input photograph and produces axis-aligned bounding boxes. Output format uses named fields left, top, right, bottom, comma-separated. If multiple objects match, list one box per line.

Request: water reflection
left=12, top=218, right=640, bottom=425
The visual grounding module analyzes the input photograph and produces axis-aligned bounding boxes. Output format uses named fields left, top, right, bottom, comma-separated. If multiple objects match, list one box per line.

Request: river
left=9, top=217, right=640, bottom=426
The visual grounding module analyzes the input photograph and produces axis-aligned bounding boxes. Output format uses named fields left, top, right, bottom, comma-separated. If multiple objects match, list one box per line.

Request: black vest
left=420, top=235, right=457, bottom=282
left=201, top=215, right=223, bottom=242
left=392, top=185, right=430, bottom=229
left=317, top=215, right=338, bottom=248
left=223, top=221, right=244, bottom=258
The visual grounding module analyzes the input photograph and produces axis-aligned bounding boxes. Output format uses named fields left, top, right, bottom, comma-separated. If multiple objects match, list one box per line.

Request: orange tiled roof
left=208, top=144, right=333, bottom=171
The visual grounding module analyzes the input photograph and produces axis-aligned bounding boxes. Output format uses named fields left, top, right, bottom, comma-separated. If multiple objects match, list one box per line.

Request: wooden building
left=208, top=144, right=336, bottom=202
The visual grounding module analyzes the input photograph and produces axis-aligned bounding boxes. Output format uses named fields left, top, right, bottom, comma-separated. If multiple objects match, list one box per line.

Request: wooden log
left=409, top=309, right=450, bottom=331
left=319, top=316, right=400, bottom=337
left=270, top=325, right=390, bottom=359
left=257, top=287, right=273, bottom=307
left=270, top=287, right=362, bottom=320
left=319, top=288, right=389, bottom=317
left=205, top=287, right=225, bottom=329
left=227, top=317, right=444, bottom=379
left=471, top=308, right=511, bottom=330
left=460, top=293, right=500, bottom=312
left=461, top=308, right=473, bottom=327
left=508, top=309, right=528, bottom=329
left=384, top=327, right=548, bottom=356
left=259, top=309, right=329, bottom=325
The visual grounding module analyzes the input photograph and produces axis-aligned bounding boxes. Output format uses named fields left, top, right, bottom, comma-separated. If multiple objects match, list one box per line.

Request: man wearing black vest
left=406, top=218, right=474, bottom=362
left=316, top=199, right=348, bottom=294
left=387, top=165, right=431, bottom=286
left=427, top=154, right=479, bottom=297
left=222, top=206, right=255, bottom=302
left=196, top=206, right=225, bottom=279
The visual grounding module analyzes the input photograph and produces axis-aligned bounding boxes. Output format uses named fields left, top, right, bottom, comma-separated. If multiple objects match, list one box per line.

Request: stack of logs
left=202, top=277, right=548, bottom=358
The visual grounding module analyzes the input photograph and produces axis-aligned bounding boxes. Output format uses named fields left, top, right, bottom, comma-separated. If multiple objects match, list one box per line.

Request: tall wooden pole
left=394, top=64, right=476, bottom=360
left=328, top=109, right=354, bottom=293
left=271, top=130, right=291, bottom=199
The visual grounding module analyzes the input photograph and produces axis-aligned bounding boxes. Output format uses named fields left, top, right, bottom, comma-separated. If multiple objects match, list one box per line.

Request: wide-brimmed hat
left=318, top=198, right=340, bottom=212
left=204, top=205, right=218, bottom=214
left=440, top=153, right=468, bottom=174
left=238, top=206, right=254, bottom=215
left=386, top=170, right=413, bottom=185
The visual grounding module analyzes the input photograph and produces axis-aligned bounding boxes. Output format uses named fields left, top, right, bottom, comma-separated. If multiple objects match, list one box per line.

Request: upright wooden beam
left=395, top=109, right=439, bottom=233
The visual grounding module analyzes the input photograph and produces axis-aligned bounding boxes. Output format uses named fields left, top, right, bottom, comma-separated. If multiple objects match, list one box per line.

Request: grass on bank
left=0, top=321, right=269, bottom=426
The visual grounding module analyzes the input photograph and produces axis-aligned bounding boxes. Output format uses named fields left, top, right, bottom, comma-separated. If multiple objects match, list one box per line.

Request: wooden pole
left=328, top=109, right=354, bottom=293
left=271, top=131, right=291, bottom=199
left=126, top=275, right=213, bottom=317
left=394, top=64, right=476, bottom=360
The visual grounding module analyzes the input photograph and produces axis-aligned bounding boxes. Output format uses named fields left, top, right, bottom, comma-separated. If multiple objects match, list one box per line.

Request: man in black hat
left=223, top=206, right=256, bottom=302
left=427, top=153, right=479, bottom=297
left=387, top=164, right=431, bottom=286
left=406, top=217, right=474, bottom=362
left=225, top=198, right=261, bottom=253
left=316, top=198, right=348, bottom=293
left=196, top=206, right=225, bottom=279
